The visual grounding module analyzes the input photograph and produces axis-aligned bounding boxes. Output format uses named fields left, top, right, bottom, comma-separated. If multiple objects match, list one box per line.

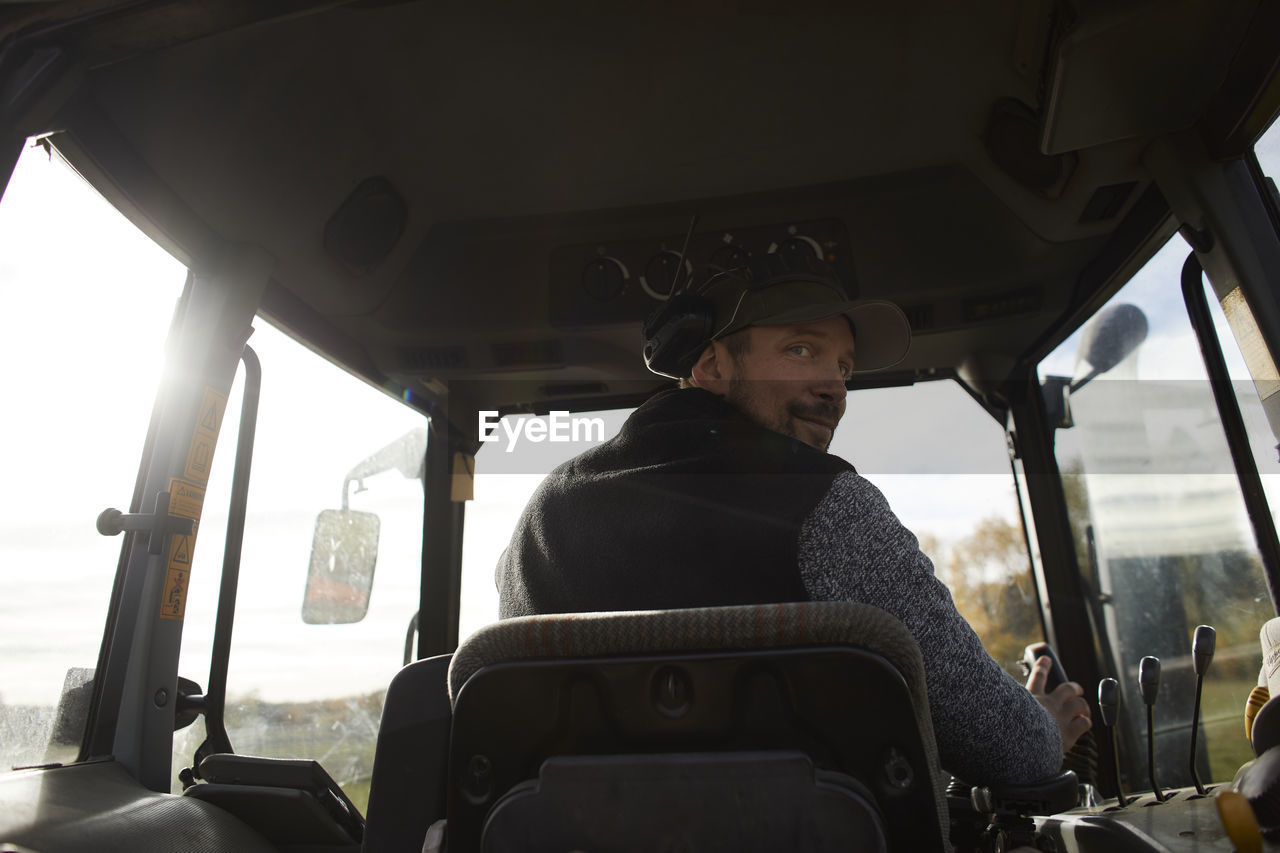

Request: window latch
left=97, top=491, right=194, bottom=555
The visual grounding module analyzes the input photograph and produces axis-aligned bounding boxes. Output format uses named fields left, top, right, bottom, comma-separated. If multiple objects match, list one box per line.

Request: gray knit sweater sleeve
left=798, top=471, right=1062, bottom=785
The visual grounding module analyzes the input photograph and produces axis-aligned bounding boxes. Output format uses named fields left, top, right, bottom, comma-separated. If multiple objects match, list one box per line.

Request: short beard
left=725, top=377, right=840, bottom=451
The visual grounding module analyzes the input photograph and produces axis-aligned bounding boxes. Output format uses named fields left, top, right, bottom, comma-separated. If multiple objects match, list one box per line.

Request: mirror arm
left=1067, top=367, right=1101, bottom=394
left=338, top=429, right=428, bottom=507
left=193, top=343, right=263, bottom=773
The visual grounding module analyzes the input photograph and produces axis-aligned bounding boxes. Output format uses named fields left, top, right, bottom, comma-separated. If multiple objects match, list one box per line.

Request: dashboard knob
left=709, top=242, right=749, bottom=271
left=774, top=235, right=824, bottom=263
left=582, top=257, right=628, bottom=302
left=641, top=250, right=691, bottom=300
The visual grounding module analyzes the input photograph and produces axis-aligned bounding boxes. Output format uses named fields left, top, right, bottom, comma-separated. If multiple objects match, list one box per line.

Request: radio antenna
left=670, top=214, right=699, bottom=297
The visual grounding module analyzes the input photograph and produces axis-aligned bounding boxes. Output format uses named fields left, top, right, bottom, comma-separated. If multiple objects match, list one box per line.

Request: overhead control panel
left=548, top=218, right=856, bottom=328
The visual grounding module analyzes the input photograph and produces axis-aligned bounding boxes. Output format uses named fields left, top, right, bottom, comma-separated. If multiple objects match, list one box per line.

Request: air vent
left=1079, top=182, right=1138, bottom=224
left=899, top=304, right=935, bottom=332
left=401, top=345, right=468, bottom=371
left=492, top=340, right=563, bottom=368
left=963, top=288, right=1042, bottom=323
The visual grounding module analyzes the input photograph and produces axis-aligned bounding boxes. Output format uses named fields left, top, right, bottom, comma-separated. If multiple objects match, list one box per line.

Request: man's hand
left=1025, top=655, right=1092, bottom=753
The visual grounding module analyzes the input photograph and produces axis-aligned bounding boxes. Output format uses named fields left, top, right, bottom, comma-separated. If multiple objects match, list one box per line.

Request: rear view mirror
left=302, top=509, right=380, bottom=624
left=1072, top=302, right=1149, bottom=390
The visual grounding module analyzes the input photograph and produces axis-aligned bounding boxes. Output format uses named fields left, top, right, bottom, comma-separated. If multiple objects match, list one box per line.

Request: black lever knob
left=1139, top=656, right=1161, bottom=706
left=1193, top=625, right=1216, bottom=676
left=1099, top=678, right=1119, bottom=728
left=1190, top=625, right=1217, bottom=796
left=1098, top=677, right=1129, bottom=807
left=1139, top=656, right=1167, bottom=801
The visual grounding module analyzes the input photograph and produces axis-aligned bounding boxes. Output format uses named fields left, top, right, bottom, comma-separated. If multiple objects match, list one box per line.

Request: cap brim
left=748, top=298, right=912, bottom=373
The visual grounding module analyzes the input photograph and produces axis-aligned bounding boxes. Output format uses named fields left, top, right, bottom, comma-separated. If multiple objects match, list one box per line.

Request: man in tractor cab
left=495, top=254, right=1090, bottom=786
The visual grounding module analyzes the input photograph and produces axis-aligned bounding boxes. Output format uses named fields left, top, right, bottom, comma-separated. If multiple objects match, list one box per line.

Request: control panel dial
left=641, top=250, right=692, bottom=300
left=582, top=256, right=629, bottom=302
left=709, top=243, right=749, bottom=271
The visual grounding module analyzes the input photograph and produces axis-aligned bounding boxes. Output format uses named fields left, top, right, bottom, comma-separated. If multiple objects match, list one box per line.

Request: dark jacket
left=497, top=388, right=851, bottom=617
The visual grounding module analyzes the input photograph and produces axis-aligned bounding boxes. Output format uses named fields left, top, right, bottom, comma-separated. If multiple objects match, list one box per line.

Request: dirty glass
left=1038, top=234, right=1272, bottom=790
left=172, top=320, right=425, bottom=810
left=0, top=141, right=187, bottom=772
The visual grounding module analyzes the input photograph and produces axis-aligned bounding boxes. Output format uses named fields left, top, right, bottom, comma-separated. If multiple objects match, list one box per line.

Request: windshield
left=1037, top=232, right=1275, bottom=788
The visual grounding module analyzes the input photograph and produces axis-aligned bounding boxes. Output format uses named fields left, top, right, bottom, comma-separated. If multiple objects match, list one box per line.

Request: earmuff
left=642, top=285, right=721, bottom=379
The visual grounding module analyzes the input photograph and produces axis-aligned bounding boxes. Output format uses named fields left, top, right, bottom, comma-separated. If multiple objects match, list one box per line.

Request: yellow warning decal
left=161, top=567, right=190, bottom=621
left=184, top=433, right=216, bottom=483
left=167, top=478, right=206, bottom=520
left=182, top=387, right=227, bottom=486
left=160, top=525, right=197, bottom=622
left=163, top=384, right=225, bottom=619
left=168, top=529, right=194, bottom=568
left=195, top=387, right=228, bottom=436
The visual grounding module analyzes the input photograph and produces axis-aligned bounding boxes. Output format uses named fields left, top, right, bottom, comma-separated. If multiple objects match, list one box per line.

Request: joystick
left=1139, top=655, right=1167, bottom=802
left=1189, top=625, right=1215, bottom=796
left=1098, top=677, right=1129, bottom=807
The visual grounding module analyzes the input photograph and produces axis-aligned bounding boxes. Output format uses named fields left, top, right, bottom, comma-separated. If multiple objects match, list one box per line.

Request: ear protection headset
left=641, top=273, right=719, bottom=380
left=642, top=249, right=845, bottom=379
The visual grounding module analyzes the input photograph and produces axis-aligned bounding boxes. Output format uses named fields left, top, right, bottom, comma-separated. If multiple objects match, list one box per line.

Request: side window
left=1257, top=118, right=1280, bottom=180
left=1037, top=234, right=1273, bottom=789
left=835, top=380, right=1038, bottom=678
left=0, top=142, right=186, bottom=772
left=172, top=320, right=424, bottom=810
left=459, top=409, right=628, bottom=641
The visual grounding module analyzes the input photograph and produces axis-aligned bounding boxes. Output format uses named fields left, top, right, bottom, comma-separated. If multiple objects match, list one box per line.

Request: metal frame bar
left=196, top=344, right=263, bottom=762
left=418, top=417, right=467, bottom=658
left=1180, top=252, right=1280, bottom=610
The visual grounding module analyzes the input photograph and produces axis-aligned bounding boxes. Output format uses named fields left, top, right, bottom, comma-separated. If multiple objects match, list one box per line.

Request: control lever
left=1139, top=656, right=1167, bottom=802
left=1023, top=642, right=1069, bottom=688
left=1097, top=678, right=1129, bottom=807
left=1189, top=625, right=1216, bottom=796
left=1022, top=642, right=1098, bottom=786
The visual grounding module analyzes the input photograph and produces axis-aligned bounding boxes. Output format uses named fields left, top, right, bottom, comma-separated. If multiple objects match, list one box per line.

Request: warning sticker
left=196, top=387, right=228, bottom=438
left=161, top=568, right=189, bottom=621
left=163, top=384, right=226, bottom=619
left=168, top=478, right=206, bottom=520
left=184, top=432, right=216, bottom=484
left=182, top=386, right=227, bottom=485
left=159, top=527, right=197, bottom=622
left=168, top=532, right=193, bottom=568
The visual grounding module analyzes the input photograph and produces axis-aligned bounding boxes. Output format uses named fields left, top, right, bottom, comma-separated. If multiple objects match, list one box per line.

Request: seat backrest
left=446, top=602, right=950, bottom=852
left=361, top=653, right=452, bottom=853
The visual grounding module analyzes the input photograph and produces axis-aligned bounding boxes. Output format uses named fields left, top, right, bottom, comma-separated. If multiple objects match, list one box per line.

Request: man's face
left=717, top=315, right=855, bottom=451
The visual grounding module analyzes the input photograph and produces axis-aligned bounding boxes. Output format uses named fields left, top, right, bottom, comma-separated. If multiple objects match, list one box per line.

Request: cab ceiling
left=3, top=0, right=1261, bottom=424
